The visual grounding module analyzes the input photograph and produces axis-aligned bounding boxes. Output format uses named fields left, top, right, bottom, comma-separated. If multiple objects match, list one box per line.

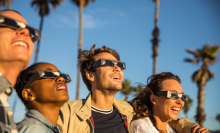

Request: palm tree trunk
left=34, top=16, right=44, bottom=63
left=195, top=80, right=206, bottom=127
left=152, top=46, right=158, bottom=75
left=7, top=0, right=11, bottom=9
left=154, top=0, right=159, bottom=28
left=12, top=93, right=18, bottom=113
left=76, top=0, right=84, bottom=100
left=124, top=94, right=128, bottom=101
left=152, top=0, right=160, bottom=75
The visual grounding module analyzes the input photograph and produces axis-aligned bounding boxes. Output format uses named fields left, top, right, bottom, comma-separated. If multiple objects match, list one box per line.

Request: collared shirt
left=130, top=117, right=176, bottom=133
left=57, top=93, right=134, bottom=133
left=17, top=109, right=61, bottom=133
left=0, top=72, right=11, bottom=94
left=0, top=72, right=18, bottom=133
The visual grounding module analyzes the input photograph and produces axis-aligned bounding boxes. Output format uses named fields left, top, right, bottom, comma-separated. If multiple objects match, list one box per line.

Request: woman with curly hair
left=14, top=62, right=71, bottom=133
left=129, top=72, right=206, bottom=133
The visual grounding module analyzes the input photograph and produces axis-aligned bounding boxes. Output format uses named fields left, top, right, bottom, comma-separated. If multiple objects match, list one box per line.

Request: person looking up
left=14, top=62, right=71, bottom=133
left=0, top=9, right=40, bottom=133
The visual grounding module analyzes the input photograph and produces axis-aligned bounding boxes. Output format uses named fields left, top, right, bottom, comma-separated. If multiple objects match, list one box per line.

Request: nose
left=56, top=76, right=65, bottom=83
left=176, top=97, right=184, bottom=105
left=16, top=28, right=30, bottom=38
left=113, top=64, right=121, bottom=72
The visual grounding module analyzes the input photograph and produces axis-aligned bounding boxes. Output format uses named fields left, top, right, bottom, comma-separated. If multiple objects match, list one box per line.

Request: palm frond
left=184, top=58, right=198, bottom=64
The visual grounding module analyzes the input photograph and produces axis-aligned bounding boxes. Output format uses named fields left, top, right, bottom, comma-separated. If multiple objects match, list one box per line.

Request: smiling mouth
left=12, top=41, right=27, bottom=48
left=171, top=107, right=181, bottom=114
left=57, top=84, right=67, bottom=90
left=111, top=76, right=120, bottom=80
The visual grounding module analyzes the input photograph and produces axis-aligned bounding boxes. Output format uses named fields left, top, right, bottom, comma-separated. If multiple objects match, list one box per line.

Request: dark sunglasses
left=91, top=58, right=126, bottom=70
left=155, top=91, right=188, bottom=102
left=24, top=70, right=71, bottom=89
left=0, top=15, right=41, bottom=42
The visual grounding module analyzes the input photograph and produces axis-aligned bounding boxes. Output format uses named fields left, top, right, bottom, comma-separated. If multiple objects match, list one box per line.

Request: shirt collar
left=0, top=71, right=12, bottom=94
left=26, top=109, right=61, bottom=132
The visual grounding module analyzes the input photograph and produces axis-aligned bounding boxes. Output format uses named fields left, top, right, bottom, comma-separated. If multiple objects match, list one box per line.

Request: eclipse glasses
left=24, top=70, right=71, bottom=89
left=0, top=15, right=41, bottom=42
left=91, top=59, right=126, bottom=70
left=155, top=91, right=188, bottom=102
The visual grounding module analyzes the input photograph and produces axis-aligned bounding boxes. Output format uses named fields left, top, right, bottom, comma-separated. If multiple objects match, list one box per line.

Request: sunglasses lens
left=171, top=93, right=179, bottom=99
left=26, top=26, right=35, bottom=36
left=181, top=95, right=187, bottom=102
left=117, top=62, right=124, bottom=69
left=43, top=71, right=56, bottom=78
left=59, top=73, right=68, bottom=80
left=105, top=60, right=114, bottom=66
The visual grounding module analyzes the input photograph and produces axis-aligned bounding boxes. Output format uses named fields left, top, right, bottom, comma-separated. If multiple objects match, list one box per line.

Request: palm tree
left=134, top=84, right=143, bottom=93
left=216, top=114, right=220, bottom=129
left=151, top=0, right=160, bottom=75
left=31, top=0, right=64, bottom=63
left=0, top=0, right=12, bottom=9
left=182, top=96, right=193, bottom=118
left=184, top=44, right=220, bottom=126
left=121, top=79, right=135, bottom=101
left=71, top=0, right=94, bottom=100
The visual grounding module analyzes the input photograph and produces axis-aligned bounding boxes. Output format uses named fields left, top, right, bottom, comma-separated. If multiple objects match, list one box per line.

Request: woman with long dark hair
left=130, top=72, right=208, bottom=133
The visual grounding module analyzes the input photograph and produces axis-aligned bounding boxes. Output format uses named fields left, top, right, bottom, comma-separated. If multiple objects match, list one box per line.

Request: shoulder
left=130, top=117, right=155, bottom=133
left=60, top=99, right=84, bottom=112
left=17, top=120, right=46, bottom=133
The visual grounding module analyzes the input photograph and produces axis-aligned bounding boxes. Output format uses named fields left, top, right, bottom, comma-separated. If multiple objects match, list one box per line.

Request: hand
left=191, top=125, right=210, bottom=133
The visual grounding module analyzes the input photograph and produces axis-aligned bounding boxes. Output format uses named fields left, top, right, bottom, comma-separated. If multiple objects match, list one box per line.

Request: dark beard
left=96, top=75, right=122, bottom=95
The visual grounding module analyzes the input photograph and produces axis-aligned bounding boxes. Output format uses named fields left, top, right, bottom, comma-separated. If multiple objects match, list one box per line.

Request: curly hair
left=131, top=72, right=181, bottom=132
left=14, top=62, right=45, bottom=109
left=78, top=44, right=120, bottom=92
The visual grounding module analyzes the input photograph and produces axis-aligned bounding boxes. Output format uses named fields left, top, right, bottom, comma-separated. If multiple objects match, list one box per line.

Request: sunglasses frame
left=0, top=15, right=41, bottom=42
left=24, top=70, right=71, bottom=89
left=155, top=91, right=188, bottom=102
left=91, top=58, right=126, bottom=70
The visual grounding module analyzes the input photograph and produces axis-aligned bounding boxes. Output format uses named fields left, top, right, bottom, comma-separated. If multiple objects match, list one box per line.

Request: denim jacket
left=0, top=72, right=18, bottom=133
left=17, top=109, right=61, bottom=133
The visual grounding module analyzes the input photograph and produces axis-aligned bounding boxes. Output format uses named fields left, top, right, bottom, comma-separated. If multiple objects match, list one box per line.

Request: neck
left=152, top=115, right=168, bottom=132
left=0, top=61, right=26, bottom=87
left=31, top=103, right=62, bottom=125
left=91, top=89, right=116, bottom=110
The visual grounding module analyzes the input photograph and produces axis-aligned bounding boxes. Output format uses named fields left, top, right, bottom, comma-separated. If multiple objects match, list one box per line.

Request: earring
left=28, top=96, right=34, bottom=101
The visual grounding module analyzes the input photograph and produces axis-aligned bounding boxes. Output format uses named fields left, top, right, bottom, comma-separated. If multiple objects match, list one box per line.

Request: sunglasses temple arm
left=23, top=73, right=39, bottom=89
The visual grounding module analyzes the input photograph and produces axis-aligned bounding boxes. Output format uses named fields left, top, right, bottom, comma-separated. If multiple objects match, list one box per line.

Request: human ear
left=22, top=89, right=35, bottom=101
left=150, top=94, right=157, bottom=105
left=86, top=71, right=94, bottom=81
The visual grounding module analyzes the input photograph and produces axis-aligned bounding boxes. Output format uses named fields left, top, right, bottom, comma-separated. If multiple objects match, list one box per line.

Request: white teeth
left=112, top=76, right=119, bottom=79
left=171, top=107, right=180, bottom=111
left=58, top=86, right=66, bottom=90
left=12, top=42, right=27, bottom=48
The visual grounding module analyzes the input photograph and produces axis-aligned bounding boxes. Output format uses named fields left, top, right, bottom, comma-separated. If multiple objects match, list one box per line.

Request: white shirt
left=129, top=117, right=176, bottom=133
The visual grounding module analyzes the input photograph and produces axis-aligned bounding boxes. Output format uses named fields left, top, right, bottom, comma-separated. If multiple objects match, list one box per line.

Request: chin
left=170, top=115, right=179, bottom=120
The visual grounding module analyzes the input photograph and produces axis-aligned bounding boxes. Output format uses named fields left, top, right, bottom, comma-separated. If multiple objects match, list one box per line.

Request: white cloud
left=50, top=8, right=129, bottom=29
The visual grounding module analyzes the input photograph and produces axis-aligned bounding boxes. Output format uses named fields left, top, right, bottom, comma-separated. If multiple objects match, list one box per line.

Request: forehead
left=35, top=63, right=59, bottom=71
left=0, top=11, right=27, bottom=24
left=160, top=79, right=183, bottom=93
left=93, top=52, right=118, bottom=62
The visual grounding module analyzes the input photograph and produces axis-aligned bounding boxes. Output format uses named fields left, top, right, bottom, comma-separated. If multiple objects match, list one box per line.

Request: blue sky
left=1, top=0, right=220, bottom=130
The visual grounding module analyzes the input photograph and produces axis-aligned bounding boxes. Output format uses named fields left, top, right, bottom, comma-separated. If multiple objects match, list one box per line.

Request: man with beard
left=57, top=45, right=203, bottom=133
left=0, top=9, right=40, bottom=133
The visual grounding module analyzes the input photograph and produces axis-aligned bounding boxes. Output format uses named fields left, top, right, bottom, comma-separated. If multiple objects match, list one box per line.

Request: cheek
left=29, top=42, right=34, bottom=54
left=32, top=81, right=55, bottom=96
